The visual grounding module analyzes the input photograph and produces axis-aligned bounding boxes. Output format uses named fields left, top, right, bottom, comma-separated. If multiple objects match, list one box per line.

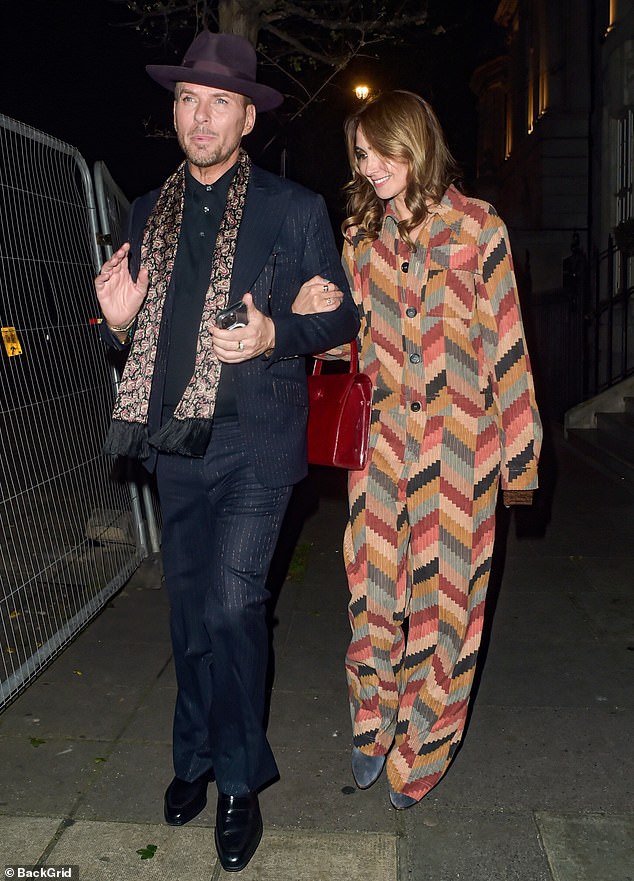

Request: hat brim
left=146, top=65, right=283, bottom=112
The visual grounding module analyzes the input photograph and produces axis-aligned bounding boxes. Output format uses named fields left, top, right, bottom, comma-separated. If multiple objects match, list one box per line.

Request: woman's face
left=354, top=126, right=410, bottom=216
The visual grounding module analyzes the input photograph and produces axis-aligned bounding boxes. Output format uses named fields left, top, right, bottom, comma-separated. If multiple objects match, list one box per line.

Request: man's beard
left=177, top=130, right=240, bottom=169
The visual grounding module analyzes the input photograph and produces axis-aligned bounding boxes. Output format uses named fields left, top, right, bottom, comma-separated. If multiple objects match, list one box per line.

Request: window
left=526, top=0, right=548, bottom=134
left=608, top=0, right=617, bottom=33
left=615, top=109, right=634, bottom=224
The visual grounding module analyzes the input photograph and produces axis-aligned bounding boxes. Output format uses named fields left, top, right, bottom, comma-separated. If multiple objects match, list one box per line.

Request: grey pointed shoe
left=389, top=788, right=418, bottom=810
left=351, top=747, right=386, bottom=789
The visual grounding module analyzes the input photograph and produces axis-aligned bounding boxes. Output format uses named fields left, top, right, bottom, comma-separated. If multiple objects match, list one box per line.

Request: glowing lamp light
left=354, top=84, right=370, bottom=101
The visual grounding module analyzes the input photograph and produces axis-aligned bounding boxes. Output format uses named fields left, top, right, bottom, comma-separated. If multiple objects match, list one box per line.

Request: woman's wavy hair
left=342, top=90, right=460, bottom=249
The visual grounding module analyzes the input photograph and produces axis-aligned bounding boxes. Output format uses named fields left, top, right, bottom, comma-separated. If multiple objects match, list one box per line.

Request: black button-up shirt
left=163, top=162, right=238, bottom=420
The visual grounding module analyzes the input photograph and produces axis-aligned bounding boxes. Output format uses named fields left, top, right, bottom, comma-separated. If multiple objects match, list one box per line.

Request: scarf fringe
left=103, top=421, right=152, bottom=460
left=148, top=417, right=213, bottom=457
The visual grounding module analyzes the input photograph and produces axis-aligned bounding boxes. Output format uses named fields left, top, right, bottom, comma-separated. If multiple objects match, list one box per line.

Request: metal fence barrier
left=0, top=116, right=145, bottom=710
left=93, top=160, right=161, bottom=556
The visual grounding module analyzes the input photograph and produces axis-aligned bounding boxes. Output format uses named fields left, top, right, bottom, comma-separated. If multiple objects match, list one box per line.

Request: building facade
left=471, top=0, right=633, bottom=294
left=471, top=0, right=634, bottom=408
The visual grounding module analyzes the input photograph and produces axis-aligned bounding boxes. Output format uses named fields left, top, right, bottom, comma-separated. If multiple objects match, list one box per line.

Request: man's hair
left=342, top=90, right=459, bottom=249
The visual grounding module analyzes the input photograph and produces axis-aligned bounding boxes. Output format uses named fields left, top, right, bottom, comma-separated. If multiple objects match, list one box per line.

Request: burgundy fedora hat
left=146, top=31, right=283, bottom=112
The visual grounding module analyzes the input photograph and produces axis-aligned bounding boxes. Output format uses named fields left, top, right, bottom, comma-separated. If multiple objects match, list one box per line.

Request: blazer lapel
left=230, top=169, right=292, bottom=300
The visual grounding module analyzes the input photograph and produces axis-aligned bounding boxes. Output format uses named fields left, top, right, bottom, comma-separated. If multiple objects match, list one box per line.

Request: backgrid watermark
left=5, top=869, right=79, bottom=879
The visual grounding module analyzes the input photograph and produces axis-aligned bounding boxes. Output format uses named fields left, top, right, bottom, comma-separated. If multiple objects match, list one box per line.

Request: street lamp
left=354, top=84, right=370, bottom=101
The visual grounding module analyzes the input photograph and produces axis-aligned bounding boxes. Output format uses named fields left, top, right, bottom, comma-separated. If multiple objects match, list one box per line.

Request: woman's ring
left=237, top=339, right=244, bottom=351
left=326, top=297, right=333, bottom=306
left=323, top=283, right=329, bottom=292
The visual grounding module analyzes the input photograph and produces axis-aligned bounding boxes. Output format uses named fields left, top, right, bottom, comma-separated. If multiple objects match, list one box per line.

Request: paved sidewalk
left=1, top=424, right=633, bottom=880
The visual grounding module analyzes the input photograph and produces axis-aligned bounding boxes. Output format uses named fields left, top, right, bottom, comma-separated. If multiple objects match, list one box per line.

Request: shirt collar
left=382, top=185, right=459, bottom=236
left=185, top=161, right=237, bottom=203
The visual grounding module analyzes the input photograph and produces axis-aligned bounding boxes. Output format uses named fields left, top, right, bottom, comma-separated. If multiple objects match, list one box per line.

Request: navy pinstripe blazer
left=108, top=163, right=360, bottom=487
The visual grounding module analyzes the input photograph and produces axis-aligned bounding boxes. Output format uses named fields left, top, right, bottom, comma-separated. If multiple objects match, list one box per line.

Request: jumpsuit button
left=401, top=261, right=409, bottom=272
left=410, top=401, right=421, bottom=412
left=409, top=352, right=421, bottom=364
left=406, top=306, right=417, bottom=318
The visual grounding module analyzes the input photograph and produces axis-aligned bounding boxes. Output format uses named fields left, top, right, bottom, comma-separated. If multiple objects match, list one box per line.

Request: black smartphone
left=216, top=300, right=248, bottom=330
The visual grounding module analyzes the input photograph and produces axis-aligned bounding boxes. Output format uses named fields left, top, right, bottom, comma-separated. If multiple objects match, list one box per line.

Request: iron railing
left=584, top=236, right=634, bottom=397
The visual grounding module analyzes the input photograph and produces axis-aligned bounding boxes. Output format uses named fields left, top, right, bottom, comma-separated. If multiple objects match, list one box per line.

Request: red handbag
left=307, top=340, right=372, bottom=470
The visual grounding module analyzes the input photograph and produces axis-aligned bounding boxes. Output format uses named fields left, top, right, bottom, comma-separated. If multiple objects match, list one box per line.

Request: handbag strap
left=312, top=339, right=359, bottom=376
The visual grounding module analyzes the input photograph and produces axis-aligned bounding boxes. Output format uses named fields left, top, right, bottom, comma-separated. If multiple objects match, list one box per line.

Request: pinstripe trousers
left=344, top=416, right=498, bottom=801
left=156, top=418, right=292, bottom=796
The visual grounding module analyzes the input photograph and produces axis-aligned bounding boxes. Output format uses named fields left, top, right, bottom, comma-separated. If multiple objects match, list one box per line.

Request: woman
left=296, top=91, right=542, bottom=808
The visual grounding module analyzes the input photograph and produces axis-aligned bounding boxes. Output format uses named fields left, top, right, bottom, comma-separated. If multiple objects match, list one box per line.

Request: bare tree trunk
left=218, top=0, right=262, bottom=45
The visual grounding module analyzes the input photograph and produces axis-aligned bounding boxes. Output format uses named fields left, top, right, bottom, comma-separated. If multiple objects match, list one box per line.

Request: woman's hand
left=292, top=275, right=344, bottom=315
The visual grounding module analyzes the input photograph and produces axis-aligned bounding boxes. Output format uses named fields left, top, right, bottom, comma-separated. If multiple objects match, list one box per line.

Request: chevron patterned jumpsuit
left=343, top=186, right=542, bottom=801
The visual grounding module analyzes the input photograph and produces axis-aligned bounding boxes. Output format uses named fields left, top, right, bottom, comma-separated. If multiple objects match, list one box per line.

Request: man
left=95, top=31, right=359, bottom=873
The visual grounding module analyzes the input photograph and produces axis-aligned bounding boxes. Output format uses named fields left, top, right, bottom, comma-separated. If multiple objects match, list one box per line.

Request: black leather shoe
left=164, top=774, right=211, bottom=826
left=214, top=792, right=263, bottom=873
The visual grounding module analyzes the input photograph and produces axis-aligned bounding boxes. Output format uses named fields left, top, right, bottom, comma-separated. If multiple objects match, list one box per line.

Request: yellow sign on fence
left=2, top=326, right=23, bottom=357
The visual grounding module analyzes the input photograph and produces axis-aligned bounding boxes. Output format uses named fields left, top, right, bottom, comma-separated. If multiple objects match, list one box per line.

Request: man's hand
left=212, top=293, right=275, bottom=363
left=291, top=275, right=344, bottom=314
left=95, top=242, right=149, bottom=335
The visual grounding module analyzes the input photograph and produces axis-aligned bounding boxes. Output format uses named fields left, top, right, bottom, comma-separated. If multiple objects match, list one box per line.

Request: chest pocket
left=424, top=244, right=479, bottom=321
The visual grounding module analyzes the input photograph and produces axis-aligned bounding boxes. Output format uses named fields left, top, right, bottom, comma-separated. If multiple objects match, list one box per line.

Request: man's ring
left=237, top=339, right=244, bottom=351
left=323, top=283, right=329, bottom=292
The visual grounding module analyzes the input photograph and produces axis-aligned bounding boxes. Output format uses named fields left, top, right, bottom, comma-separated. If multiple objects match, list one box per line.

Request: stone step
left=566, top=423, right=634, bottom=484
left=596, top=411, right=634, bottom=458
